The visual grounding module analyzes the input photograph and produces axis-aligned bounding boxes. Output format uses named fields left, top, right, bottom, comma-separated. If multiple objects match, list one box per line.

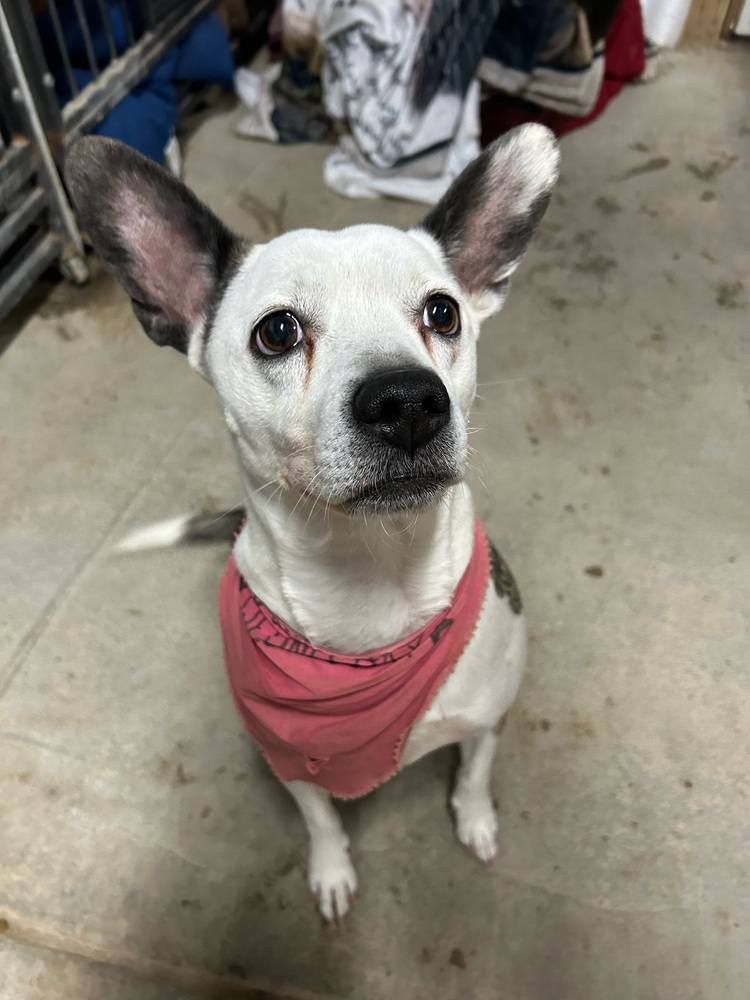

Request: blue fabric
left=37, top=6, right=233, bottom=162
left=175, top=12, right=234, bottom=87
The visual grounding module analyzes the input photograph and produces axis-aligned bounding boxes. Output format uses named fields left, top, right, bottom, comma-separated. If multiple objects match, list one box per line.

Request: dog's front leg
left=450, top=730, right=499, bottom=864
left=285, top=780, right=358, bottom=922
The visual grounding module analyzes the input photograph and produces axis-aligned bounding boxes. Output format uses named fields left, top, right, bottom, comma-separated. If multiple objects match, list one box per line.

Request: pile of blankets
left=237, top=0, right=646, bottom=203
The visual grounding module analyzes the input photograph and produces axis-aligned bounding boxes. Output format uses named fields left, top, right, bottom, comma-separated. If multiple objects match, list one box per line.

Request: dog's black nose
left=352, top=368, right=451, bottom=455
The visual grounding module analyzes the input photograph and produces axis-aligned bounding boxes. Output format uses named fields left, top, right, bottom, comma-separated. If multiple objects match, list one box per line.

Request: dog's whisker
left=475, top=377, right=530, bottom=389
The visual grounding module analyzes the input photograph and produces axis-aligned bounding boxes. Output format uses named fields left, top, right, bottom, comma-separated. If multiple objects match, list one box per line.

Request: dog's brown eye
left=254, top=312, right=303, bottom=356
left=423, top=296, right=460, bottom=336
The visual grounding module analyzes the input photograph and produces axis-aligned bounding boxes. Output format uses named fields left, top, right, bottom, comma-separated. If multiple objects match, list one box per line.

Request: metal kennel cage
left=0, top=0, right=216, bottom=320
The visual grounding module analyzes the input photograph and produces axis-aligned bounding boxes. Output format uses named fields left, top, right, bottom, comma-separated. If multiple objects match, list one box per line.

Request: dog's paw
left=309, top=839, right=358, bottom=924
left=451, top=790, right=499, bottom=865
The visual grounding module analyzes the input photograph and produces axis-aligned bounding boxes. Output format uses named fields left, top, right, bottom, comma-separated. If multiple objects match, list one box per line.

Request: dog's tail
left=115, top=507, right=244, bottom=553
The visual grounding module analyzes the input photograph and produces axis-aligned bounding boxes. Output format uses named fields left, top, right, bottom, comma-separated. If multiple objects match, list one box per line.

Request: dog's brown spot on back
left=489, top=540, right=522, bottom=613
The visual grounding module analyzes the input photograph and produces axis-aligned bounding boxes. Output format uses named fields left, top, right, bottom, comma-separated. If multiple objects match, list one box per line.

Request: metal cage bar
left=46, top=0, right=80, bottom=98
left=0, top=0, right=220, bottom=322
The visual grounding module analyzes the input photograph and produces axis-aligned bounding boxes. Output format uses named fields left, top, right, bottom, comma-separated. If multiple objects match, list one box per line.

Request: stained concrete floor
left=1, top=48, right=749, bottom=1000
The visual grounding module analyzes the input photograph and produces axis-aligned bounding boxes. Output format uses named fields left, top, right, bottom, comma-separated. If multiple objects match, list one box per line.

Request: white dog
left=64, top=125, right=559, bottom=922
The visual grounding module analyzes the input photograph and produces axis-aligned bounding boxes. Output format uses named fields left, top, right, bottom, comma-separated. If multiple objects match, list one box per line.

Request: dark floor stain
left=420, top=946, right=433, bottom=963
left=0, top=918, right=9, bottom=933
left=18, top=771, right=32, bottom=784
left=540, top=718, right=552, bottom=731
left=594, top=195, right=623, bottom=215
left=574, top=229, right=596, bottom=246
left=686, top=155, right=737, bottom=182
left=716, top=911, right=731, bottom=936
left=605, top=696, right=616, bottom=707
left=214, top=765, right=227, bottom=776
left=200, top=805, right=212, bottom=819
left=629, top=141, right=650, bottom=153
left=55, top=323, right=79, bottom=342
left=701, top=190, right=716, bottom=202
left=739, top=124, right=750, bottom=137
left=449, top=948, right=467, bottom=970
left=564, top=503, right=575, bottom=513
left=616, top=157, right=670, bottom=181
left=682, top=778, right=693, bottom=789
left=529, top=434, right=540, bottom=445
left=126, top=607, right=143, bottom=616
left=173, top=763, right=196, bottom=786
left=556, top=592, right=565, bottom=603
left=651, top=331, right=665, bottom=342
left=715, top=280, right=745, bottom=309
left=237, top=190, right=288, bottom=236
left=600, top=465, right=611, bottom=475
left=701, top=249, right=718, bottom=264
left=520, top=810, right=531, bottom=822
left=575, top=254, right=617, bottom=276
left=584, top=565, right=604, bottom=577
left=180, top=898, right=203, bottom=910
left=568, top=712, right=595, bottom=739
left=545, top=294, right=569, bottom=311
left=227, top=962, right=248, bottom=980
left=46, top=786, right=59, bottom=798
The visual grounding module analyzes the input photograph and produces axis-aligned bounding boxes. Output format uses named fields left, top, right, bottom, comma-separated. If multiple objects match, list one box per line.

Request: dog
left=64, top=125, right=559, bottom=922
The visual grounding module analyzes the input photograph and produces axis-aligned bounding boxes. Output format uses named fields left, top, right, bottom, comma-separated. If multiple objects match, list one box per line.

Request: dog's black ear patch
left=421, top=124, right=559, bottom=297
left=64, top=136, right=244, bottom=353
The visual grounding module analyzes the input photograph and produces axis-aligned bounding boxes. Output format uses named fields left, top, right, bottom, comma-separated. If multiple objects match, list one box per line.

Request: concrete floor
left=1, top=48, right=748, bottom=1000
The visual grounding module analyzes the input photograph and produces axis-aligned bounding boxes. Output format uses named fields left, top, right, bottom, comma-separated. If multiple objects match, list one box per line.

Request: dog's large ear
left=419, top=124, right=559, bottom=316
left=64, top=136, right=243, bottom=360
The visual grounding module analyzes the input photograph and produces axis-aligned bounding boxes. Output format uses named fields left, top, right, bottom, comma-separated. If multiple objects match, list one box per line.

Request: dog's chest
left=402, top=588, right=526, bottom=765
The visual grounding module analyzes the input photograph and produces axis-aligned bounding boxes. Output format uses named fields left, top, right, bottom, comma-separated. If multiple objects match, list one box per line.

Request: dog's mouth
left=342, top=472, right=460, bottom=514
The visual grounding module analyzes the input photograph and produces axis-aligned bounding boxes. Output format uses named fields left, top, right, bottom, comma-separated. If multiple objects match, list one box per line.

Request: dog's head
left=65, top=128, right=558, bottom=514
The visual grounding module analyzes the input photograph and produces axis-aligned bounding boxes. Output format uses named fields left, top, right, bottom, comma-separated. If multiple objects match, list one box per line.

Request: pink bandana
left=219, top=520, right=491, bottom=799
